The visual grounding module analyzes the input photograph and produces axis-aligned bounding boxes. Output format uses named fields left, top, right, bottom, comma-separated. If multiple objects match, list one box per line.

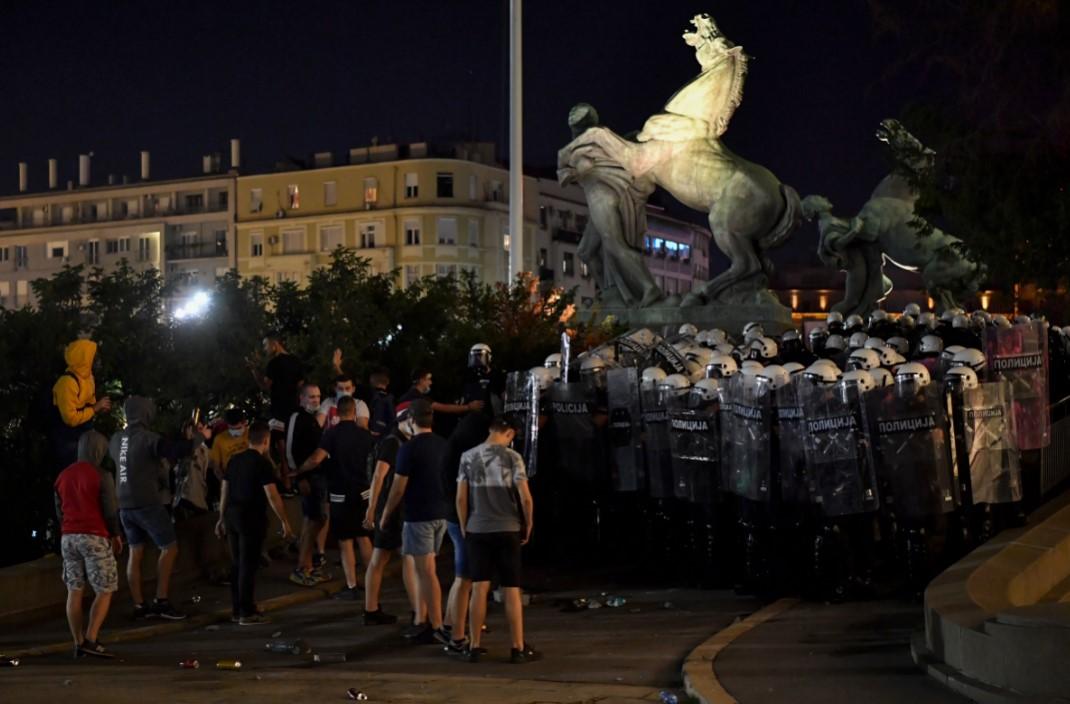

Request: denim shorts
left=446, top=521, right=469, bottom=579
left=120, top=504, right=177, bottom=548
left=401, top=519, right=446, bottom=556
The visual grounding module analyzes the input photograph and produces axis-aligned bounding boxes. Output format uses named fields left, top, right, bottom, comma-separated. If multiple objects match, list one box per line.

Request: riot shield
left=640, top=386, right=674, bottom=499
left=864, top=384, right=958, bottom=521
left=720, top=374, right=773, bottom=502
left=985, top=321, right=1049, bottom=449
left=615, top=329, right=659, bottom=369
left=549, top=382, right=601, bottom=486
left=649, top=339, right=691, bottom=376
left=800, top=382, right=880, bottom=517
left=775, top=379, right=810, bottom=505
left=504, top=371, right=540, bottom=478
left=607, top=367, right=646, bottom=493
left=960, top=381, right=1023, bottom=505
left=667, top=393, right=719, bottom=504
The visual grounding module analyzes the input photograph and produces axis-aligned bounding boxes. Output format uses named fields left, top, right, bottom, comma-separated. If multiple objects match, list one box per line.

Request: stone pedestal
left=589, top=299, right=795, bottom=337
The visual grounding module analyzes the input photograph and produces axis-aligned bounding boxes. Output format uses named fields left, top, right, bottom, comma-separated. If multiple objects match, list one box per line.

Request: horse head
left=876, top=118, right=936, bottom=177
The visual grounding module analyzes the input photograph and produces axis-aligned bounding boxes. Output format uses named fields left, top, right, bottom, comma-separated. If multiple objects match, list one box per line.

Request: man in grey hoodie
left=109, top=396, right=207, bottom=620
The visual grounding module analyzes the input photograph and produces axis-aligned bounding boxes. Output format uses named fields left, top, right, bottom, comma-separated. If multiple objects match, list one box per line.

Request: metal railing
left=165, top=242, right=227, bottom=260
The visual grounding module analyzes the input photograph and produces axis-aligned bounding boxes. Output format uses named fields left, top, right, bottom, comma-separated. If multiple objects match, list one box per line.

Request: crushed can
left=313, top=651, right=347, bottom=664
left=178, top=659, right=200, bottom=669
left=265, top=639, right=309, bottom=655
left=0, top=656, right=20, bottom=667
left=216, top=659, right=242, bottom=670
left=346, top=689, right=369, bottom=701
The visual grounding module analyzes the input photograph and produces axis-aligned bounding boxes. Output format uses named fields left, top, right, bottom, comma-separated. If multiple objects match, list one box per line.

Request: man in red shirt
left=55, top=430, right=122, bottom=658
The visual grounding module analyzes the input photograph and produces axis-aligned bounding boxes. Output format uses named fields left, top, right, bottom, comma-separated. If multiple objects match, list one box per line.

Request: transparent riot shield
left=504, top=371, right=539, bottom=478
left=607, top=367, right=646, bottom=493
left=985, top=321, right=1049, bottom=449
left=960, top=380, right=1023, bottom=505
left=549, top=382, right=600, bottom=486
left=775, top=379, right=810, bottom=505
left=649, top=339, right=691, bottom=376
left=800, top=382, right=880, bottom=517
left=640, top=386, right=674, bottom=499
left=720, top=374, right=773, bottom=503
left=864, top=383, right=958, bottom=521
left=667, top=393, right=719, bottom=504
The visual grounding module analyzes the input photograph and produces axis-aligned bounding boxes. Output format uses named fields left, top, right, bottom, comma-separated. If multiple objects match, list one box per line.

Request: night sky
left=0, top=0, right=931, bottom=266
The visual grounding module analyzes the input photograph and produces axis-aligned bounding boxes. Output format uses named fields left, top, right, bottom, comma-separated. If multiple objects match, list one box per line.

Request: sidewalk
left=713, top=599, right=970, bottom=703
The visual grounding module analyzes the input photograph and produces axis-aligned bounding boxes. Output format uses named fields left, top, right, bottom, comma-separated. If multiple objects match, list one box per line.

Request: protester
left=172, top=426, right=211, bottom=520
left=297, top=396, right=376, bottom=600
left=215, top=422, right=294, bottom=625
left=51, top=339, right=111, bottom=473
left=439, top=409, right=492, bottom=653
left=109, top=396, right=207, bottom=620
left=368, top=368, right=395, bottom=438
left=379, top=399, right=449, bottom=645
left=249, top=334, right=305, bottom=492
left=287, top=384, right=329, bottom=586
left=399, top=368, right=484, bottom=416
left=318, top=374, right=371, bottom=430
left=209, top=409, right=249, bottom=482
left=55, top=431, right=121, bottom=658
left=457, top=416, right=539, bottom=663
left=363, top=404, right=422, bottom=627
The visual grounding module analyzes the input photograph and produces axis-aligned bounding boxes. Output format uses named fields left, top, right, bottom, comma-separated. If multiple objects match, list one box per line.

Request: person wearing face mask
left=317, top=375, right=371, bottom=429
left=286, top=384, right=328, bottom=587
left=209, top=409, right=250, bottom=483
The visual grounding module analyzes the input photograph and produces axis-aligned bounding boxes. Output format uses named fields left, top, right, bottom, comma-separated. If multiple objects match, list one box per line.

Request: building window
left=489, top=180, right=502, bottom=201
left=217, top=191, right=228, bottom=210
left=324, top=181, right=337, bottom=207
left=436, top=172, right=454, bottom=198
left=251, top=233, right=264, bottom=257
left=287, top=184, right=300, bottom=209
left=185, top=194, right=204, bottom=211
left=437, top=217, right=457, bottom=245
left=250, top=188, right=263, bottom=213
left=562, top=252, right=574, bottom=277
left=47, top=241, right=69, bottom=259
left=360, top=223, right=377, bottom=249
left=581, top=261, right=590, bottom=278
left=87, top=240, right=100, bottom=265
left=404, top=265, right=420, bottom=287
left=363, top=177, right=378, bottom=207
left=680, top=243, right=691, bottom=263
left=436, top=264, right=458, bottom=279
left=283, top=229, right=304, bottom=253
left=666, top=240, right=679, bottom=260
left=403, top=219, right=421, bottom=246
left=539, top=206, right=547, bottom=228
left=320, top=225, right=344, bottom=252
left=119, top=237, right=130, bottom=253
left=0, top=247, right=8, bottom=262
left=468, top=220, right=479, bottom=248
left=469, top=174, right=478, bottom=200
left=138, top=236, right=152, bottom=262
left=538, top=248, right=547, bottom=269
left=404, top=173, right=418, bottom=198
left=15, top=245, right=28, bottom=267
left=214, top=229, right=227, bottom=255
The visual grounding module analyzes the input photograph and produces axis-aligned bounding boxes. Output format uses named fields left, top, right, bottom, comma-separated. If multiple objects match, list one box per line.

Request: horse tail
left=758, top=183, right=801, bottom=252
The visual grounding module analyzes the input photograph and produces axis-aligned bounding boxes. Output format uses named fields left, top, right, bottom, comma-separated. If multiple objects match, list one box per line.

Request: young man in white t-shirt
left=317, top=375, right=370, bottom=429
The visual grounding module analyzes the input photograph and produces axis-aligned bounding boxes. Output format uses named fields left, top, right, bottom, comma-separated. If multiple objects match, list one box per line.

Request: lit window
left=581, top=261, right=590, bottom=278
left=363, top=177, right=378, bottom=207
left=563, top=252, right=574, bottom=276
left=324, top=181, right=337, bottom=206
left=250, top=188, right=263, bottom=213
left=138, top=236, right=152, bottom=262
left=287, top=184, right=300, bottom=209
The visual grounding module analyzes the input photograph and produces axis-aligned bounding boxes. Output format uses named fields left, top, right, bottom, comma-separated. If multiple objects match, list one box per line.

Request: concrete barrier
left=914, top=492, right=1070, bottom=702
left=0, top=499, right=303, bottom=626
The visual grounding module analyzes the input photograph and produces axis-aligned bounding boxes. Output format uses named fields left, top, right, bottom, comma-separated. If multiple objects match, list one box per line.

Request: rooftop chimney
left=140, top=151, right=150, bottom=181
left=18, top=162, right=28, bottom=193
left=230, top=138, right=241, bottom=171
left=202, top=155, right=212, bottom=174
left=48, top=159, right=58, bottom=189
left=78, top=154, right=90, bottom=187
left=107, top=174, right=116, bottom=185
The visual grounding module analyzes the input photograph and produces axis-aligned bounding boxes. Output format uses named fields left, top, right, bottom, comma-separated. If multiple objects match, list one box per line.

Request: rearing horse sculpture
left=559, top=13, right=800, bottom=306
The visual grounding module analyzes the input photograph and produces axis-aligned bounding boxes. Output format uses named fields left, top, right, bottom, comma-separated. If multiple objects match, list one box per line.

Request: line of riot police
left=503, top=305, right=1063, bottom=600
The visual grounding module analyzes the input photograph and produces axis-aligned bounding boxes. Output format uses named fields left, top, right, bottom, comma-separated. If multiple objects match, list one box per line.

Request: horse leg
left=697, top=223, right=762, bottom=302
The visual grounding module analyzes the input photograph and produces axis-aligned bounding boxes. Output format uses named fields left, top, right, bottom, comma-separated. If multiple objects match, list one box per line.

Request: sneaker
left=311, top=567, right=332, bottom=584
left=313, top=552, right=327, bottom=569
left=404, top=623, right=434, bottom=643
left=510, top=643, right=542, bottom=664
left=79, top=640, right=117, bottom=659
left=363, top=609, right=398, bottom=626
left=444, top=637, right=469, bottom=655
left=132, top=603, right=153, bottom=620
left=73, top=645, right=85, bottom=660
left=289, top=569, right=319, bottom=587
left=152, top=599, right=187, bottom=621
left=332, top=586, right=361, bottom=601
left=432, top=627, right=451, bottom=646
left=239, top=613, right=271, bottom=626
left=464, top=646, right=487, bottom=663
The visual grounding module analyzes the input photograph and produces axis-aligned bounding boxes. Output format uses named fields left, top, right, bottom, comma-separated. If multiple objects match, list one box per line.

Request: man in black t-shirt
left=215, top=423, right=293, bottom=625
left=298, top=397, right=376, bottom=601
left=248, top=334, right=305, bottom=493
left=368, top=368, right=395, bottom=438
left=286, top=384, right=326, bottom=587
left=399, top=368, right=483, bottom=416
left=362, top=403, right=421, bottom=626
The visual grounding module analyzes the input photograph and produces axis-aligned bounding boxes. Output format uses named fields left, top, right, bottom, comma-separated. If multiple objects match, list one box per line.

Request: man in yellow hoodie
left=52, top=339, right=111, bottom=472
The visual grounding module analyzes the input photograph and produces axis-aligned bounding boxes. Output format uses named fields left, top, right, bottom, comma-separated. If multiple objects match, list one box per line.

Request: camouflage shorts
left=61, top=534, right=118, bottom=593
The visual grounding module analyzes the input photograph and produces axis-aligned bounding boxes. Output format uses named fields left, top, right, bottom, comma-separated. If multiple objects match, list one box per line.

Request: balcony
left=165, top=242, right=228, bottom=261
left=13, top=200, right=229, bottom=231
left=552, top=228, right=582, bottom=245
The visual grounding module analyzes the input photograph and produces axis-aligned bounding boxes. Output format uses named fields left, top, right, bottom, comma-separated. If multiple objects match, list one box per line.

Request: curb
left=681, top=597, right=799, bottom=704
left=9, top=578, right=344, bottom=659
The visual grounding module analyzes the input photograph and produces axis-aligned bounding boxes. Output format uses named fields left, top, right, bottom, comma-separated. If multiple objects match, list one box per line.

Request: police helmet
left=544, top=352, right=562, bottom=369
left=848, top=348, right=881, bottom=371
left=903, top=303, right=922, bottom=318
left=841, top=369, right=876, bottom=394
left=678, top=323, right=699, bottom=337
left=757, top=364, right=791, bottom=390
left=529, top=367, right=556, bottom=392
left=468, top=343, right=492, bottom=369
left=740, top=360, right=764, bottom=376
left=640, top=367, right=667, bottom=390
left=803, top=360, right=842, bottom=385
left=951, top=348, right=986, bottom=373
left=886, top=336, right=910, bottom=355
left=845, top=314, right=865, bottom=330
left=870, top=367, right=894, bottom=387
left=848, top=332, right=869, bottom=350
left=919, top=335, right=943, bottom=355
left=895, top=361, right=932, bottom=388
left=691, top=377, right=721, bottom=402
left=657, top=373, right=691, bottom=397
left=825, top=334, right=847, bottom=352
left=782, top=361, right=805, bottom=375
left=945, top=366, right=979, bottom=390
left=705, top=354, right=739, bottom=379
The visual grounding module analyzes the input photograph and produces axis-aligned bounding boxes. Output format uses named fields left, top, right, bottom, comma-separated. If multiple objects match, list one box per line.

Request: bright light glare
left=174, top=290, right=211, bottom=320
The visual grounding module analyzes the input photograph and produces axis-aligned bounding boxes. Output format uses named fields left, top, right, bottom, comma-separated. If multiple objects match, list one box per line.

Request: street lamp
left=173, top=290, right=211, bottom=321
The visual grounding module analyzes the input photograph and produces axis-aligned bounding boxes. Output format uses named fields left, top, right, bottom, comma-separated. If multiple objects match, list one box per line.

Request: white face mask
left=227, top=427, right=244, bottom=438
left=336, top=389, right=353, bottom=400
left=304, top=401, right=320, bottom=413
